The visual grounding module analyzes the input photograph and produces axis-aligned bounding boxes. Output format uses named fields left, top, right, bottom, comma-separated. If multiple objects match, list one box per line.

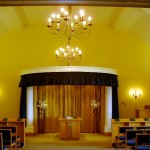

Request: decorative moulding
left=21, top=66, right=117, bottom=75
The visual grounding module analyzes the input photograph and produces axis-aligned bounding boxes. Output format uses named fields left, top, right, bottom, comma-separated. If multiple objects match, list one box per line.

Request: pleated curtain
left=33, top=85, right=105, bottom=133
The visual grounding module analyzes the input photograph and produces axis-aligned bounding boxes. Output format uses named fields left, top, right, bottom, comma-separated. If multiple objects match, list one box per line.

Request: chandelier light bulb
left=57, top=14, right=60, bottom=18
left=64, top=11, right=68, bottom=16
left=48, top=18, right=52, bottom=27
left=88, top=16, right=92, bottom=25
left=71, top=23, right=74, bottom=27
left=48, top=18, right=52, bottom=22
left=83, top=20, right=86, bottom=24
left=51, top=13, right=55, bottom=17
left=75, top=47, right=79, bottom=51
left=64, top=53, right=67, bottom=57
left=79, top=50, right=82, bottom=55
left=80, top=10, right=84, bottom=17
left=56, top=14, right=60, bottom=22
left=55, top=50, right=60, bottom=56
left=59, top=47, right=63, bottom=51
left=88, top=16, right=92, bottom=20
left=51, top=13, right=56, bottom=21
left=74, top=15, right=78, bottom=20
left=83, top=21, right=87, bottom=29
left=61, top=8, right=65, bottom=12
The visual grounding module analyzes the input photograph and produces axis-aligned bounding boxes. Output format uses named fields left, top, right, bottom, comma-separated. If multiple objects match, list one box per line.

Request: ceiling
left=0, top=6, right=150, bottom=45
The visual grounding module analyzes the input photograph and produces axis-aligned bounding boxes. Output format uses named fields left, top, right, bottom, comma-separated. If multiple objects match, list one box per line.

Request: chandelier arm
left=72, top=25, right=91, bottom=38
left=74, top=30, right=91, bottom=40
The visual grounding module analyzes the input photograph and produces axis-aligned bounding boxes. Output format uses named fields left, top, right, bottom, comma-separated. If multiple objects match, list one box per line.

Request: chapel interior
left=0, top=0, right=150, bottom=148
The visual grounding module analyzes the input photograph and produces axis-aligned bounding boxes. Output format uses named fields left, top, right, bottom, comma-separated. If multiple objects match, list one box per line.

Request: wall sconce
left=129, top=89, right=142, bottom=99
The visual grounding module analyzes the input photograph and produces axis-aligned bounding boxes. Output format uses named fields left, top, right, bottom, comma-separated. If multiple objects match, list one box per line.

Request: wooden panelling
left=135, top=109, right=150, bottom=118
left=111, top=118, right=150, bottom=143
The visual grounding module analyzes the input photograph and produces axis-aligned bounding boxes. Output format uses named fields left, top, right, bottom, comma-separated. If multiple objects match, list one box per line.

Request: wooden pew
left=0, top=118, right=25, bottom=148
left=0, top=129, right=16, bottom=150
left=112, top=118, right=150, bottom=144
left=0, top=126, right=21, bottom=149
left=135, top=133, right=150, bottom=150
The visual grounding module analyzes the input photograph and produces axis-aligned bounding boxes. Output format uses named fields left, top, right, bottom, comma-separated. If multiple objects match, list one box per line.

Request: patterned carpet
left=24, top=133, right=113, bottom=150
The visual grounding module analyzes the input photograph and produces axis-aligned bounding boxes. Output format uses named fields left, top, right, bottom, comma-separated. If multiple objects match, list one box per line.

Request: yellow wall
left=0, top=22, right=150, bottom=118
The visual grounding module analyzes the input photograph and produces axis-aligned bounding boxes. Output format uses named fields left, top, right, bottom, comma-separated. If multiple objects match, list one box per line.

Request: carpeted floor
left=24, top=133, right=114, bottom=150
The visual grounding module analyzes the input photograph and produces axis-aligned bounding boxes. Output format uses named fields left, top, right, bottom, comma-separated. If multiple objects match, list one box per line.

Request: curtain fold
left=19, top=87, right=26, bottom=118
left=33, top=85, right=104, bottom=133
left=19, top=72, right=118, bottom=87
left=112, top=86, right=119, bottom=118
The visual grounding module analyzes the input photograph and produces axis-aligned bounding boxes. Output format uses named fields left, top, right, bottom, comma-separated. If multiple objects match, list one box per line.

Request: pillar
left=25, top=86, right=34, bottom=134
left=104, top=86, right=112, bottom=134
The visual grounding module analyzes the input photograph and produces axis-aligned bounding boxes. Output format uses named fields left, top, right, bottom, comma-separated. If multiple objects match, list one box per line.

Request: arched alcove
left=19, top=66, right=118, bottom=134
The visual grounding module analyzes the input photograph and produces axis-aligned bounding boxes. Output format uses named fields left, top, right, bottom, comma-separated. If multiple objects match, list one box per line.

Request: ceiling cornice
left=0, top=0, right=150, bottom=7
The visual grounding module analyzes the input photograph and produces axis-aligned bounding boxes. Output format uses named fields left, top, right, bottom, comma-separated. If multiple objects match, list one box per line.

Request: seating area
left=0, top=126, right=21, bottom=149
left=0, top=128, right=17, bottom=150
left=0, top=118, right=25, bottom=150
left=113, top=125, right=150, bottom=150
left=136, top=133, right=150, bottom=150
left=0, top=133, right=7, bottom=150
left=115, top=126, right=135, bottom=149
left=0, top=126, right=21, bottom=150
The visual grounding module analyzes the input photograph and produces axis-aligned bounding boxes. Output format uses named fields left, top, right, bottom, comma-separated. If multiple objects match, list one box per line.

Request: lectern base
left=59, top=116, right=82, bottom=139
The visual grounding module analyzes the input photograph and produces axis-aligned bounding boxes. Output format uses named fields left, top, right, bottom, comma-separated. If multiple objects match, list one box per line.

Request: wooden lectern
left=59, top=116, right=82, bottom=139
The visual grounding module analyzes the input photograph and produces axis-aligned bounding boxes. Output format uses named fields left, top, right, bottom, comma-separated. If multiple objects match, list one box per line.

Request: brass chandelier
left=47, top=6, right=92, bottom=40
left=55, top=38, right=82, bottom=66
left=47, top=6, right=92, bottom=65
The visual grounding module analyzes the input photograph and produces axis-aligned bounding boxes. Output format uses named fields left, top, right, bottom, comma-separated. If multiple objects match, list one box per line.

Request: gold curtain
left=33, top=85, right=105, bottom=133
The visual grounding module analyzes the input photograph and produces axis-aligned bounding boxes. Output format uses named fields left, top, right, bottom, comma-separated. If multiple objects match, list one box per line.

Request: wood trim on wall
left=0, top=0, right=150, bottom=7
